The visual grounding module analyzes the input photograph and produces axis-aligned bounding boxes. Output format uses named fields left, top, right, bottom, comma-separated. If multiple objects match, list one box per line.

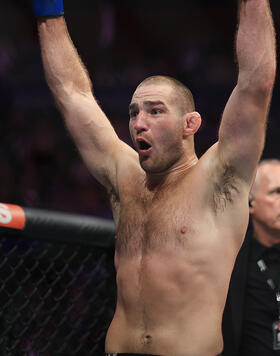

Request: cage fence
left=0, top=206, right=116, bottom=356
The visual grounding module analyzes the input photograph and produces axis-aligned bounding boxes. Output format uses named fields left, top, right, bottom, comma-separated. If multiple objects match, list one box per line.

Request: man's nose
left=134, top=112, right=148, bottom=132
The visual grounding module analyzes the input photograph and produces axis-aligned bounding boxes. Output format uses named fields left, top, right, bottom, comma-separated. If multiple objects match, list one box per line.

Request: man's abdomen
left=106, top=251, right=224, bottom=356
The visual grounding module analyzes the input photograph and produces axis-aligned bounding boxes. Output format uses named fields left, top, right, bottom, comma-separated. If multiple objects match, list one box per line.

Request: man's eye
left=130, top=111, right=138, bottom=118
left=151, top=109, right=162, bottom=115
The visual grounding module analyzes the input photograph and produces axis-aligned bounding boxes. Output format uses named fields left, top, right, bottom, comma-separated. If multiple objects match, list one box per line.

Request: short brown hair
left=137, top=75, right=195, bottom=114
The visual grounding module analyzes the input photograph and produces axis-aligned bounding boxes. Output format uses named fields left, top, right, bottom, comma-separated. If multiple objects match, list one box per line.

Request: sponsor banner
left=0, top=203, right=25, bottom=230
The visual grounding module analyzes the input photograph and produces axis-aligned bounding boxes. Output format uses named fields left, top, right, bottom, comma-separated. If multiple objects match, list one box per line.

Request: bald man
left=33, top=0, right=276, bottom=355
left=223, top=159, right=280, bottom=356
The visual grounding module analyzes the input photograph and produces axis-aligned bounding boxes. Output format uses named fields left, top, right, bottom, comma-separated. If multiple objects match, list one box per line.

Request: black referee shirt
left=240, top=238, right=280, bottom=356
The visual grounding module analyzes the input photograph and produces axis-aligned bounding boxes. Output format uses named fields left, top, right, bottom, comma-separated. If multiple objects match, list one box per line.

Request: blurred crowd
left=1, top=0, right=280, bottom=219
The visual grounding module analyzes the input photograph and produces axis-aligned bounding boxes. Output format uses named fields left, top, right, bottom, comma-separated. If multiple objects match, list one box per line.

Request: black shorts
left=105, top=354, right=161, bottom=356
left=105, top=353, right=220, bottom=356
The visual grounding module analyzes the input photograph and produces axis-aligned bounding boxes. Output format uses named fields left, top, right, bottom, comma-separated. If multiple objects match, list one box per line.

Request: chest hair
left=115, top=183, right=195, bottom=257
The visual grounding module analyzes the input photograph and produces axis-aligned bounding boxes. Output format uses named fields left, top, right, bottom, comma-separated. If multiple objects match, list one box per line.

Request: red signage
left=0, top=203, right=26, bottom=230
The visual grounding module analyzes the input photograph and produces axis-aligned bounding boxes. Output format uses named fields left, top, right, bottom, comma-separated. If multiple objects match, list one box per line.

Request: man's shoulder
left=117, top=157, right=145, bottom=192
left=195, top=143, right=219, bottom=171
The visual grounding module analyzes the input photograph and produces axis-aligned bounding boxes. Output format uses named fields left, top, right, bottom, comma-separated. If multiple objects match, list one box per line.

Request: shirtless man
left=32, top=0, right=276, bottom=355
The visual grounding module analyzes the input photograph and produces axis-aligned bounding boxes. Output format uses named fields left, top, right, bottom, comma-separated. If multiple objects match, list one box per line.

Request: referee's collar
left=250, top=235, right=280, bottom=262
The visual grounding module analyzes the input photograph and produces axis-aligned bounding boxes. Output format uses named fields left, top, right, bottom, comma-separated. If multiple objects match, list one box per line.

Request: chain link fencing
left=0, top=208, right=116, bottom=356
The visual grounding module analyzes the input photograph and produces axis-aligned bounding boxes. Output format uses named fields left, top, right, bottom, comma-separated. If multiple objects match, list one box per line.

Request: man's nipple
left=181, top=226, right=187, bottom=234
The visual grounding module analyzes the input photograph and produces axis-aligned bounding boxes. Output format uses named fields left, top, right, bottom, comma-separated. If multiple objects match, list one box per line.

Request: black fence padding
left=23, top=208, right=116, bottom=249
left=0, top=233, right=116, bottom=355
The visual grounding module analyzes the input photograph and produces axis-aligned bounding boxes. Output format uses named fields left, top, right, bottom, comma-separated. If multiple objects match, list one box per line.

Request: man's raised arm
left=34, top=0, right=134, bottom=190
left=217, top=0, right=276, bottom=185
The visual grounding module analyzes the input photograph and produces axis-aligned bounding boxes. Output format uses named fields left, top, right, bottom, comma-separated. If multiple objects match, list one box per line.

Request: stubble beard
left=139, top=144, right=184, bottom=174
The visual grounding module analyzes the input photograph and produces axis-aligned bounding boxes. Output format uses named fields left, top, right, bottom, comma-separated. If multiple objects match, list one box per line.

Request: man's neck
left=145, top=155, right=198, bottom=190
left=252, top=222, right=280, bottom=247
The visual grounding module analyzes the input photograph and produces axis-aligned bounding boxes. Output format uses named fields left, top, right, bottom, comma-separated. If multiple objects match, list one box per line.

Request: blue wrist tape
left=33, top=0, right=64, bottom=17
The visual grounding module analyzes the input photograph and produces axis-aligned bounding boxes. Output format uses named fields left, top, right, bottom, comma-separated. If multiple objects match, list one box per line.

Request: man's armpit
left=212, top=164, right=240, bottom=213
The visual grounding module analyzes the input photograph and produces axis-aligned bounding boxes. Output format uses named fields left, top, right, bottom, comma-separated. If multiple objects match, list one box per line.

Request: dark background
left=1, top=0, right=279, bottom=219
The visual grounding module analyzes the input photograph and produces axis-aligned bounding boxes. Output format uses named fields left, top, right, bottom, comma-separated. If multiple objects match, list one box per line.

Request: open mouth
left=137, top=138, right=152, bottom=153
left=139, top=141, right=151, bottom=150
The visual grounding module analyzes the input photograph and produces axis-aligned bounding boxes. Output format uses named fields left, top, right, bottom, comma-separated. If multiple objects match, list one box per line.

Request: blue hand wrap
left=33, top=0, right=64, bottom=17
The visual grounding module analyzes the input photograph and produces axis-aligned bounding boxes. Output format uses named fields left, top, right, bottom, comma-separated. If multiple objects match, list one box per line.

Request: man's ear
left=183, top=111, right=201, bottom=137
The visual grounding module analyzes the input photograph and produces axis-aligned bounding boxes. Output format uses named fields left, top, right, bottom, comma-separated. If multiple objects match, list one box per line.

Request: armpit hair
left=108, top=185, right=120, bottom=205
left=213, top=164, right=240, bottom=213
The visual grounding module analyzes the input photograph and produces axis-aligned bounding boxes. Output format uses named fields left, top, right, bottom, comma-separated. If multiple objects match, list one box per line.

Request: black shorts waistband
left=105, top=353, right=220, bottom=356
left=105, top=353, right=161, bottom=356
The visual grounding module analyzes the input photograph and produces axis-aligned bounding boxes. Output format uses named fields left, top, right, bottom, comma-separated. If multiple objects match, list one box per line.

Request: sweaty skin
left=107, top=170, right=248, bottom=356
left=105, top=91, right=249, bottom=356
left=35, top=0, right=276, bottom=355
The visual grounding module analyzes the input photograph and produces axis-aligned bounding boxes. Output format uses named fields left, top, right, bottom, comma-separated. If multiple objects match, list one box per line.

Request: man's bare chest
left=114, top=183, right=200, bottom=257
